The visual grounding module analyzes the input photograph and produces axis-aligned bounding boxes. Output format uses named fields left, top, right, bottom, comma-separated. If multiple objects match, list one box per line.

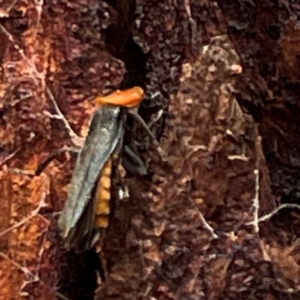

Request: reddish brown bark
left=1, top=1, right=300, bottom=300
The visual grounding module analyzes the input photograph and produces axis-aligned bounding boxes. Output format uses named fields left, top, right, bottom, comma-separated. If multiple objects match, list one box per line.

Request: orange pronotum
left=96, top=86, right=144, bottom=108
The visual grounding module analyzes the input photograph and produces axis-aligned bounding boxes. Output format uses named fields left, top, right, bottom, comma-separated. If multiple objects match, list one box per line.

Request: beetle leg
left=122, top=145, right=147, bottom=176
left=129, top=109, right=168, bottom=162
left=35, top=146, right=80, bottom=176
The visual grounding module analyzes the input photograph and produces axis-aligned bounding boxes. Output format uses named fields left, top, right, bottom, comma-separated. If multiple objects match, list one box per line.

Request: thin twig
left=36, top=229, right=48, bottom=275
left=33, top=0, right=43, bottom=27
left=5, top=0, right=18, bottom=13
left=0, top=147, right=21, bottom=168
left=246, top=203, right=300, bottom=226
left=148, top=109, right=163, bottom=128
left=45, top=86, right=83, bottom=146
left=130, top=110, right=168, bottom=161
left=189, top=196, right=218, bottom=239
left=0, top=192, right=69, bottom=300
left=227, top=154, right=249, bottom=161
left=0, top=24, right=81, bottom=146
left=197, top=210, right=218, bottom=239
left=252, top=169, right=260, bottom=233
left=0, top=192, right=47, bottom=238
left=0, top=252, right=36, bottom=279
left=0, top=252, right=70, bottom=300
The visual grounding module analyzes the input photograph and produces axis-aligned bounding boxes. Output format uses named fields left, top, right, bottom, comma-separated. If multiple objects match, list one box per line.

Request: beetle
left=58, top=87, right=144, bottom=252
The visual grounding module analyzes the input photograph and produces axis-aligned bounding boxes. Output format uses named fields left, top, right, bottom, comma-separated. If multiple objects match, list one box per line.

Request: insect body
left=58, top=87, right=144, bottom=252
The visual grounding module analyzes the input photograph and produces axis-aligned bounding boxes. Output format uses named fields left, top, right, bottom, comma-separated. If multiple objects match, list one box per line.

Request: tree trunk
left=0, top=1, right=300, bottom=300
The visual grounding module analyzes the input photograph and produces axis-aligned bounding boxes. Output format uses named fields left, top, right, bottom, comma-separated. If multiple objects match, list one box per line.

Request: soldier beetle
left=58, top=87, right=145, bottom=252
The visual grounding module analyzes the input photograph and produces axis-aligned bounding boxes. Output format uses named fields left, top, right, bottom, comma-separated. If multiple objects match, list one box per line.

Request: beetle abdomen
left=94, top=158, right=112, bottom=229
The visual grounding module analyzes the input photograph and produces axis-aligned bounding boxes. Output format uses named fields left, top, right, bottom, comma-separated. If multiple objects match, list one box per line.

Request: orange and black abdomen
left=94, top=158, right=113, bottom=229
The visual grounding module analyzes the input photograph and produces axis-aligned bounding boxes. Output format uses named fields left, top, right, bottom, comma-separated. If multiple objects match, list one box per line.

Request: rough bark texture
left=1, top=1, right=300, bottom=300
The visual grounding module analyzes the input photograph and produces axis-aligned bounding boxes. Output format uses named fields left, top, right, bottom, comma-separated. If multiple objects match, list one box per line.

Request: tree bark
left=1, top=1, right=300, bottom=300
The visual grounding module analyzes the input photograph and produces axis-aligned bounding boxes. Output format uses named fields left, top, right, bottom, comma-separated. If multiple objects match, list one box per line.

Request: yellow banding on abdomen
left=94, top=158, right=112, bottom=228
